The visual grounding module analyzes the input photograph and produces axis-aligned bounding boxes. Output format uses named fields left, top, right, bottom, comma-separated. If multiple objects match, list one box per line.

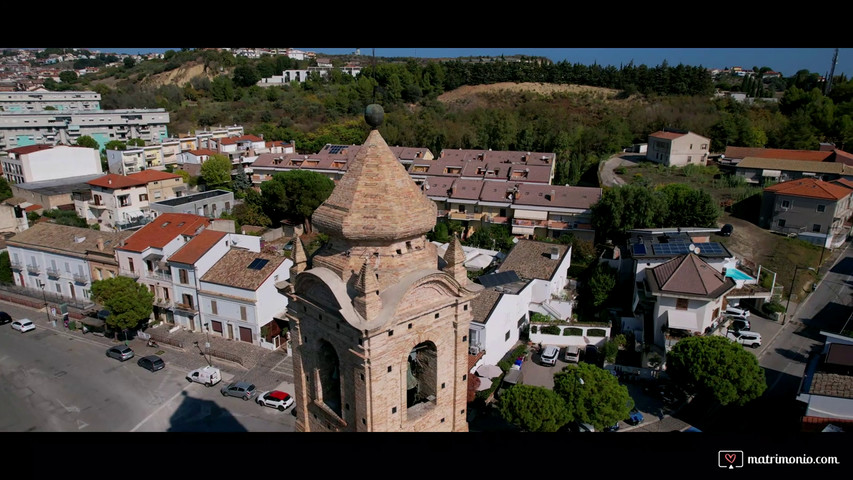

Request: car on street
left=0, top=311, right=12, bottom=325
left=583, top=344, right=599, bottom=365
left=724, top=305, right=750, bottom=319
left=730, top=318, right=750, bottom=331
left=625, top=408, right=644, bottom=426
left=220, top=381, right=256, bottom=401
left=540, top=345, right=560, bottom=366
left=137, top=355, right=165, bottom=372
left=256, top=390, right=294, bottom=411
left=106, top=345, right=134, bottom=362
left=11, top=319, right=35, bottom=333
left=727, top=330, right=762, bottom=348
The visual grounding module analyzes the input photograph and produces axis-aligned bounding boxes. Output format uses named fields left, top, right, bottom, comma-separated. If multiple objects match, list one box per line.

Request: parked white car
left=11, top=319, right=35, bottom=333
left=727, top=330, right=761, bottom=348
left=540, top=345, right=560, bottom=366
left=725, top=305, right=750, bottom=319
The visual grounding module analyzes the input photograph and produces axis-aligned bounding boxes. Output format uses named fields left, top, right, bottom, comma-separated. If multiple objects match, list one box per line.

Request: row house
left=470, top=240, right=574, bottom=367
left=6, top=223, right=131, bottom=304
left=114, top=213, right=212, bottom=324
left=646, top=130, right=710, bottom=167
left=759, top=177, right=853, bottom=249
left=75, top=170, right=186, bottom=231
left=734, top=157, right=853, bottom=185
left=197, top=249, right=291, bottom=346
left=425, top=176, right=601, bottom=242
left=2, top=144, right=102, bottom=184
left=106, top=142, right=181, bottom=175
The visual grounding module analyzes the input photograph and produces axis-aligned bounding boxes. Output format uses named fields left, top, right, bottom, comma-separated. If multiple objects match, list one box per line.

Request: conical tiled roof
left=312, top=129, right=436, bottom=241
left=651, top=253, right=733, bottom=297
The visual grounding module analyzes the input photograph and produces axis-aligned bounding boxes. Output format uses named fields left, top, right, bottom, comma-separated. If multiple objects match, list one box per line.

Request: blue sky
left=86, top=48, right=851, bottom=78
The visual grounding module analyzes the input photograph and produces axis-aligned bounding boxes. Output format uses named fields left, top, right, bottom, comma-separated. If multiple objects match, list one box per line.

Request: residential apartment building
left=75, top=170, right=186, bottom=231
left=149, top=189, right=234, bottom=218
left=646, top=130, right=710, bottom=167
left=6, top=223, right=131, bottom=304
left=198, top=249, right=291, bottom=346
left=169, top=228, right=230, bottom=333
left=0, top=91, right=101, bottom=112
left=760, top=178, right=853, bottom=248
left=470, top=240, right=574, bottom=366
left=2, top=144, right=101, bottom=184
left=11, top=174, right=103, bottom=211
left=114, top=213, right=212, bottom=324
left=105, top=144, right=176, bottom=174
left=735, top=157, right=853, bottom=185
left=0, top=109, right=170, bottom=150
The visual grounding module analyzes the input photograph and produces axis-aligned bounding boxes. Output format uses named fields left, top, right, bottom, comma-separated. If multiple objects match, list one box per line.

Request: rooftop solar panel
left=633, top=244, right=647, bottom=255
left=248, top=258, right=269, bottom=270
left=478, top=271, right=521, bottom=288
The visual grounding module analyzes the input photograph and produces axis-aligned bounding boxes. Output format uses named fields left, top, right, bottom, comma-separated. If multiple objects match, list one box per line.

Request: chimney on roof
left=549, top=189, right=555, bottom=201
left=96, top=237, right=104, bottom=251
left=550, top=247, right=560, bottom=260
left=108, top=179, right=112, bottom=185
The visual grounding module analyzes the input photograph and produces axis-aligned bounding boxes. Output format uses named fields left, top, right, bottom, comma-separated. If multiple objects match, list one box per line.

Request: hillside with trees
left=47, top=48, right=853, bottom=190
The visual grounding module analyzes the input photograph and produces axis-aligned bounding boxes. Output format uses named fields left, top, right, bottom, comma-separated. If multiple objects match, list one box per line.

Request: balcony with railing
left=147, top=269, right=172, bottom=282
left=119, top=269, right=140, bottom=279
left=154, top=297, right=173, bottom=308
left=115, top=216, right=153, bottom=231
left=483, top=215, right=509, bottom=225
left=174, top=302, right=198, bottom=314
left=10, top=260, right=22, bottom=271
left=512, top=218, right=548, bottom=228
left=26, top=264, right=40, bottom=275
left=46, top=267, right=61, bottom=278
left=447, top=211, right=485, bottom=222
left=73, top=272, right=89, bottom=284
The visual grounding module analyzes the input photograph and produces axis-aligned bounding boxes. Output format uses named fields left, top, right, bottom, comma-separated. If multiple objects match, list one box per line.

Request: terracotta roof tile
left=7, top=144, right=53, bottom=155
left=219, top=135, right=264, bottom=145
left=7, top=222, right=132, bottom=256
left=497, top=239, right=568, bottom=281
left=647, top=253, right=735, bottom=298
left=87, top=170, right=180, bottom=189
left=724, top=146, right=833, bottom=162
left=648, top=131, right=685, bottom=140
left=168, top=229, right=226, bottom=265
left=764, top=178, right=853, bottom=200
left=118, top=213, right=210, bottom=252
left=200, top=249, right=287, bottom=290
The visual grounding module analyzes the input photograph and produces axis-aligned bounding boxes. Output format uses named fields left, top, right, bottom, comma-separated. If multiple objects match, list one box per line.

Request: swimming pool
left=725, top=268, right=754, bottom=281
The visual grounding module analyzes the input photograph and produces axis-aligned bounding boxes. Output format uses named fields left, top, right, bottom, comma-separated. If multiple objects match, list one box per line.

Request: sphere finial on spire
left=365, top=104, right=384, bottom=129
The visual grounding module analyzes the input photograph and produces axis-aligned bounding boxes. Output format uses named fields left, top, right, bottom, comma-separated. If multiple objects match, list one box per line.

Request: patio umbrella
left=476, top=364, right=503, bottom=379
left=475, top=376, right=493, bottom=391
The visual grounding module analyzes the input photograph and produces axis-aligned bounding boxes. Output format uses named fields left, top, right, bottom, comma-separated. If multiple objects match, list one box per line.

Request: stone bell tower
left=284, top=104, right=481, bottom=432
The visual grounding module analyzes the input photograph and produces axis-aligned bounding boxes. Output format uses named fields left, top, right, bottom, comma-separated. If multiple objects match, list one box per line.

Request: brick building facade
left=284, top=116, right=481, bottom=432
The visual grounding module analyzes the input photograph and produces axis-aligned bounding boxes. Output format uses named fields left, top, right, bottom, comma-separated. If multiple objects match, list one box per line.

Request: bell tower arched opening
left=406, top=341, right=438, bottom=408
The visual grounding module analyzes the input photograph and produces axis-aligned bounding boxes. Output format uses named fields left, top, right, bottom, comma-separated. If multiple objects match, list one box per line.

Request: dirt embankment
left=141, top=63, right=212, bottom=88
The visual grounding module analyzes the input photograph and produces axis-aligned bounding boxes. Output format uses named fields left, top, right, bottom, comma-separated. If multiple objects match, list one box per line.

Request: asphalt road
left=0, top=301, right=295, bottom=432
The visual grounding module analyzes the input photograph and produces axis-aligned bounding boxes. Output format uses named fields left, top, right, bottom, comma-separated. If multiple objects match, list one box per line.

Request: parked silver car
left=106, top=345, right=134, bottom=362
left=220, top=381, right=256, bottom=401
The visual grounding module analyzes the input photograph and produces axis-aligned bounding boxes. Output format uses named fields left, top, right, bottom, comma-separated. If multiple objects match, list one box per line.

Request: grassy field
left=615, top=161, right=825, bottom=309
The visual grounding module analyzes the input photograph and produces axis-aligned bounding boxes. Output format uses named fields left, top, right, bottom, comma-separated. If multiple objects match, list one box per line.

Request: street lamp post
left=37, top=280, right=52, bottom=325
left=785, top=265, right=816, bottom=322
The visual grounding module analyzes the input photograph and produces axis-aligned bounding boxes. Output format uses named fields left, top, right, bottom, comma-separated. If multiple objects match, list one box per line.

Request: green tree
left=75, top=135, right=100, bottom=151
left=90, top=276, right=155, bottom=337
left=260, top=170, right=335, bottom=232
left=498, top=384, right=572, bottom=432
left=553, top=362, right=634, bottom=431
left=210, top=75, right=235, bottom=102
left=59, top=70, right=77, bottom=83
left=0, top=251, right=12, bottom=284
left=123, top=57, right=136, bottom=69
left=587, top=263, right=617, bottom=308
left=104, top=140, right=127, bottom=151
left=232, top=64, right=260, bottom=88
left=0, top=177, right=12, bottom=201
left=127, top=138, right=145, bottom=147
left=200, top=154, right=233, bottom=189
left=665, top=335, right=766, bottom=406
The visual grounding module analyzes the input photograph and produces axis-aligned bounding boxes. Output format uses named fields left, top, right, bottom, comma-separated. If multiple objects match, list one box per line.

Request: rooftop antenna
left=825, top=48, right=839, bottom=96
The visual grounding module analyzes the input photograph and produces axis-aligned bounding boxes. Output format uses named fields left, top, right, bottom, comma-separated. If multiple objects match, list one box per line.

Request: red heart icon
left=725, top=453, right=736, bottom=464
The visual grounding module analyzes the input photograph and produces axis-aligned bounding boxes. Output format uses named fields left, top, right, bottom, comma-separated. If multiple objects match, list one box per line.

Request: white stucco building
left=2, top=144, right=102, bottom=184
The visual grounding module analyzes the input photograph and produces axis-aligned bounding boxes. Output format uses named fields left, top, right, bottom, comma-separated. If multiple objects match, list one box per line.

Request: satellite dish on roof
left=693, top=247, right=701, bottom=254
left=688, top=244, right=696, bottom=252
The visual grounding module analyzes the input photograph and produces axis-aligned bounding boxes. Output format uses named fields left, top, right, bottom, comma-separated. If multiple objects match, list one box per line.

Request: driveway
left=599, top=154, right=645, bottom=187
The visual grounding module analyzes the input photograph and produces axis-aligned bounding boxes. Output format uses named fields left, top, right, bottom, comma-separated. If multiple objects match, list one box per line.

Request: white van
left=727, top=330, right=761, bottom=348
left=186, top=365, right=222, bottom=387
